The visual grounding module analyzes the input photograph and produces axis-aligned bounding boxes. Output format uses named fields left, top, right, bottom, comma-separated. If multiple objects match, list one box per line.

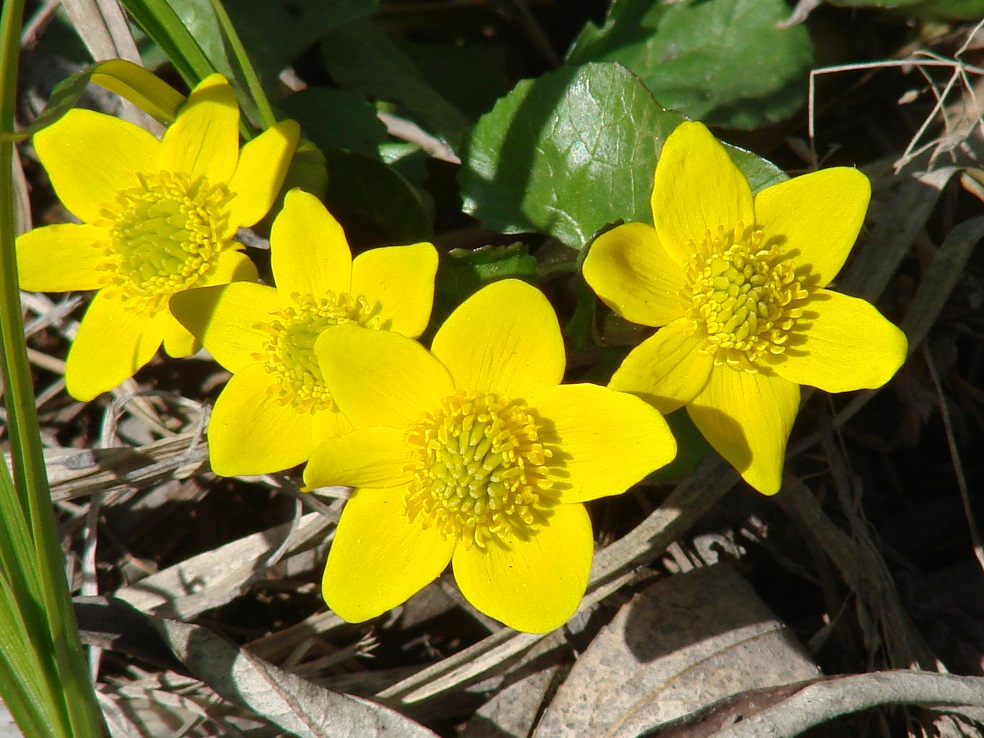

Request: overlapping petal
left=207, top=364, right=314, bottom=476
left=773, top=290, right=908, bottom=392
left=66, top=292, right=167, bottom=401
left=688, top=369, right=800, bottom=495
left=225, top=120, right=301, bottom=230
left=323, top=487, right=455, bottom=623
left=431, top=279, right=564, bottom=398
left=652, top=122, right=754, bottom=264
left=311, top=407, right=355, bottom=447
left=583, top=223, right=687, bottom=328
left=16, top=224, right=108, bottom=291
left=159, top=74, right=239, bottom=185
left=304, top=427, right=411, bottom=490
left=270, top=189, right=352, bottom=298
left=608, top=319, right=714, bottom=414
left=754, top=168, right=870, bottom=288
left=453, top=502, right=593, bottom=633
left=316, top=323, right=453, bottom=429
left=161, top=316, right=199, bottom=358
left=169, top=283, right=281, bottom=373
left=33, top=109, right=158, bottom=223
left=529, top=383, right=676, bottom=503
left=351, top=242, right=439, bottom=338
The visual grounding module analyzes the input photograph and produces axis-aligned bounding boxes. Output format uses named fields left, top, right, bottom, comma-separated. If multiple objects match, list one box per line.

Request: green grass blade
left=0, top=1, right=107, bottom=735
left=117, top=0, right=216, bottom=87
left=209, top=0, right=274, bottom=129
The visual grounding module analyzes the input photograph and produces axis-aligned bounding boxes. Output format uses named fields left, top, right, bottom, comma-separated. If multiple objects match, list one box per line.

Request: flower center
left=404, top=391, right=563, bottom=549
left=254, top=292, right=382, bottom=413
left=100, top=171, right=232, bottom=314
left=685, top=222, right=810, bottom=372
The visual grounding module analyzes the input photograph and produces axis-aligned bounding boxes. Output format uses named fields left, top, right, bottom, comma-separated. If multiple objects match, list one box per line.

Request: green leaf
left=118, top=0, right=216, bottom=88
left=461, top=63, right=679, bottom=250
left=322, top=149, right=432, bottom=248
left=224, top=0, right=377, bottom=80
left=432, top=243, right=539, bottom=333
left=394, top=38, right=508, bottom=120
left=460, top=62, right=787, bottom=250
left=567, top=0, right=814, bottom=129
left=321, top=19, right=471, bottom=152
left=278, top=88, right=389, bottom=156
left=828, top=0, right=984, bottom=18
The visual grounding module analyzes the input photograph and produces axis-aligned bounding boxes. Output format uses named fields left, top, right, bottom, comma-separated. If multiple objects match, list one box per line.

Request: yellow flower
left=582, top=121, right=908, bottom=495
left=303, top=279, right=677, bottom=633
left=170, top=189, right=439, bottom=477
left=16, top=74, right=300, bottom=401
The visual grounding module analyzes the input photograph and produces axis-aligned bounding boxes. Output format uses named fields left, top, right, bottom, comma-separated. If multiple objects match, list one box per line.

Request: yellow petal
left=431, top=279, right=564, bottom=398
left=161, top=314, right=200, bottom=358
left=226, top=120, right=301, bottom=230
left=688, top=368, right=799, bottom=495
left=529, top=383, right=677, bottom=504
left=754, top=168, right=870, bottom=288
left=609, top=318, right=714, bottom=413
left=33, top=109, right=159, bottom=224
left=772, top=289, right=908, bottom=392
left=304, top=427, right=410, bottom=490
left=311, top=406, right=354, bottom=447
left=452, top=502, right=593, bottom=633
left=65, top=291, right=167, bottom=401
left=583, top=222, right=687, bottom=327
left=322, top=486, right=455, bottom=623
left=169, top=282, right=280, bottom=373
left=207, top=363, right=314, bottom=476
left=652, top=121, right=754, bottom=265
left=351, top=242, right=439, bottom=338
left=197, top=249, right=258, bottom=287
left=315, top=323, right=454, bottom=429
left=159, top=74, right=239, bottom=185
left=270, top=189, right=352, bottom=298
left=16, top=224, right=108, bottom=291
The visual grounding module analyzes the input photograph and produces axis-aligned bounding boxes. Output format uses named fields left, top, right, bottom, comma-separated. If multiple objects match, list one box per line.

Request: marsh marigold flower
left=16, top=74, right=299, bottom=401
left=582, top=121, right=908, bottom=495
left=303, top=279, right=677, bottom=632
left=170, top=189, right=439, bottom=476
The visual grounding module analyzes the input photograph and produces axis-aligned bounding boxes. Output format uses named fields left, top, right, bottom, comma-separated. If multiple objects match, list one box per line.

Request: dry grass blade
left=155, top=617, right=440, bottom=738
left=777, top=481, right=936, bottom=669
left=115, top=510, right=337, bottom=619
left=21, top=431, right=210, bottom=504
left=711, top=671, right=984, bottom=738
left=533, top=566, right=820, bottom=738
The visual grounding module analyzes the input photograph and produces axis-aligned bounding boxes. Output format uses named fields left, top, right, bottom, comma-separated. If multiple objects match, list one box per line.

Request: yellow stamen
left=98, top=171, right=232, bottom=314
left=254, top=291, right=382, bottom=413
left=684, top=222, right=810, bottom=372
left=404, top=391, right=563, bottom=549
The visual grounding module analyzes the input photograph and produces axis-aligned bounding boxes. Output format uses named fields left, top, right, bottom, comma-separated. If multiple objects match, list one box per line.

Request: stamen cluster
left=684, top=222, right=810, bottom=371
left=404, top=391, right=562, bottom=549
left=100, top=171, right=231, bottom=313
left=255, top=291, right=381, bottom=412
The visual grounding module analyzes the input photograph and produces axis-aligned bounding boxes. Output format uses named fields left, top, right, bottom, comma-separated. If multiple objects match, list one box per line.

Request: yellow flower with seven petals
left=15, top=74, right=299, bottom=401
left=170, top=189, right=439, bottom=477
left=582, top=121, right=908, bottom=495
left=303, top=279, right=677, bottom=632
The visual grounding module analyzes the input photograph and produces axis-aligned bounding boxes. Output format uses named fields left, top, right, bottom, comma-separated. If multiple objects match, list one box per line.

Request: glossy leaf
left=322, top=19, right=471, bottom=152
left=567, top=0, right=814, bottom=129
left=460, top=63, right=786, bottom=250
left=322, top=149, right=432, bottom=247
left=278, top=88, right=389, bottom=156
